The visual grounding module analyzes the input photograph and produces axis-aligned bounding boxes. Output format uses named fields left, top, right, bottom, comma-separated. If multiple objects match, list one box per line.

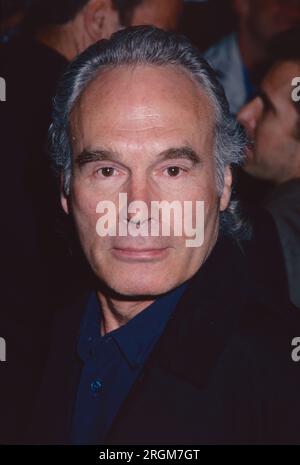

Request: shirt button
left=90, top=379, right=102, bottom=394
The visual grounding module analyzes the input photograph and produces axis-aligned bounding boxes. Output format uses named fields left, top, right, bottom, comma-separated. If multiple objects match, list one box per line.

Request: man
left=204, top=0, right=300, bottom=114
left=238, top=28, right=300, bottom=310
left=26, top=26, right=300, bottom=445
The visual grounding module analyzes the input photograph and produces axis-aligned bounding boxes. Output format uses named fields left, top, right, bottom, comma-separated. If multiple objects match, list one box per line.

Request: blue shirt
left=71, top=282, right=188, bottom=444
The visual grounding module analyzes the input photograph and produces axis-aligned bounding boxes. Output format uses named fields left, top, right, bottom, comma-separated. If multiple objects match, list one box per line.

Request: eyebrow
left=156, top=146, right=202, bottom=166
left=75, top=145, right=202, bottom=168
left=76, top=149, right=121, bottom=167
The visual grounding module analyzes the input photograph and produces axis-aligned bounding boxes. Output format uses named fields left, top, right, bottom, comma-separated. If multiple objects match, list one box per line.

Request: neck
left=237, top=25, right=268, bottom=71
left=36, top=23, right=80, bottom=61
left=97, top=291, right=155, bottom=336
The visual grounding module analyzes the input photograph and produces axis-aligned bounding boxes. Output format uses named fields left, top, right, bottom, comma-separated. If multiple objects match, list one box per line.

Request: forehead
left=70, top=64, right=214, bottom=150
left=262, top=61, right=300, bottom=99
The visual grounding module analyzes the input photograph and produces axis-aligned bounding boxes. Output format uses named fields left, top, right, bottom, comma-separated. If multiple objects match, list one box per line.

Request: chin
left=101, top=271, right=182, bottom=298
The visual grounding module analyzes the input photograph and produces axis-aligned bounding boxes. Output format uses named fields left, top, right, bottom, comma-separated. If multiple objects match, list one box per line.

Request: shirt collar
left=112, top=282, right=188, bottom=368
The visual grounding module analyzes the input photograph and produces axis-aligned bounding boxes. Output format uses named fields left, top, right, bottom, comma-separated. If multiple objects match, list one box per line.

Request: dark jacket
left=26, top=238, right=300, bottom=444
left=264, top=179, right=300, bottom=309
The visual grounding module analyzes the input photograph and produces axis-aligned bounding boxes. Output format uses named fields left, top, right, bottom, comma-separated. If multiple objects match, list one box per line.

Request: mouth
left=111, top=247, right=171, bottom=262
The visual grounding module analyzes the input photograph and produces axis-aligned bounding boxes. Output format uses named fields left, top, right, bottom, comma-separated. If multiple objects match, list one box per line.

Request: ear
left=83, top=0, right=117, bottom=42
left=60, top=173, right=70, bottom=215
left=220, top=166, right=232, bottom=212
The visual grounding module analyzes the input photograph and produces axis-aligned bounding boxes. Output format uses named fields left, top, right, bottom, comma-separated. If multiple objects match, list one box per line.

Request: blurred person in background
left=204, top=0, right=300, bottom=115
left=238, top=27, right=300, bottom=310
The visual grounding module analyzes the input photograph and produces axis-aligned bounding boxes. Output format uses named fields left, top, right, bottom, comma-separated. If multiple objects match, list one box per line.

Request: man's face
left=238, top=61, right=300, bottom=183
left=242, top=0, right=300, bottom=43
left=64, top=65, right=231, bottom=297
left=130, top=0, right=182, bottom=31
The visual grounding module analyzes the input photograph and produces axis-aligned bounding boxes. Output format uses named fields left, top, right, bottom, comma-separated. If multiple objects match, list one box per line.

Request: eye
left=97, top=167, right=116, bottom=177
left=165, top=166, right=185, bottom=177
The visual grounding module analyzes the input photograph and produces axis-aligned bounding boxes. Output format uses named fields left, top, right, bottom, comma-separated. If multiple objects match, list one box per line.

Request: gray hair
left=49, top=25, right=249, bottom=238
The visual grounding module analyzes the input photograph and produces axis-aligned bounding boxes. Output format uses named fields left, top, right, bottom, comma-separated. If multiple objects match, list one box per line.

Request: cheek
left=199, top=174, right=219, bottom=211
left=71, top=184, right=101, bottom=237
left=194, top=174, right=219, bottom=219
left=186, top=164, right=217, bottom=198
left=256, top=116, right=285, bottom=153
left=176, top=182, right=218, bottom=231
left=255, top=117, right=276, bottom=151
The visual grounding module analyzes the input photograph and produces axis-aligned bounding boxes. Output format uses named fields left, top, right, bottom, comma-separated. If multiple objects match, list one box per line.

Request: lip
left=111, top=247, right=171, bottom=262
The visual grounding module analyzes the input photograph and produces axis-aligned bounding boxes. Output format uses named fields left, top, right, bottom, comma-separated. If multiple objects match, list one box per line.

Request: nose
left=122, top=176, right=154, bottom=225
left=237, top=97, right=262, bottom=140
